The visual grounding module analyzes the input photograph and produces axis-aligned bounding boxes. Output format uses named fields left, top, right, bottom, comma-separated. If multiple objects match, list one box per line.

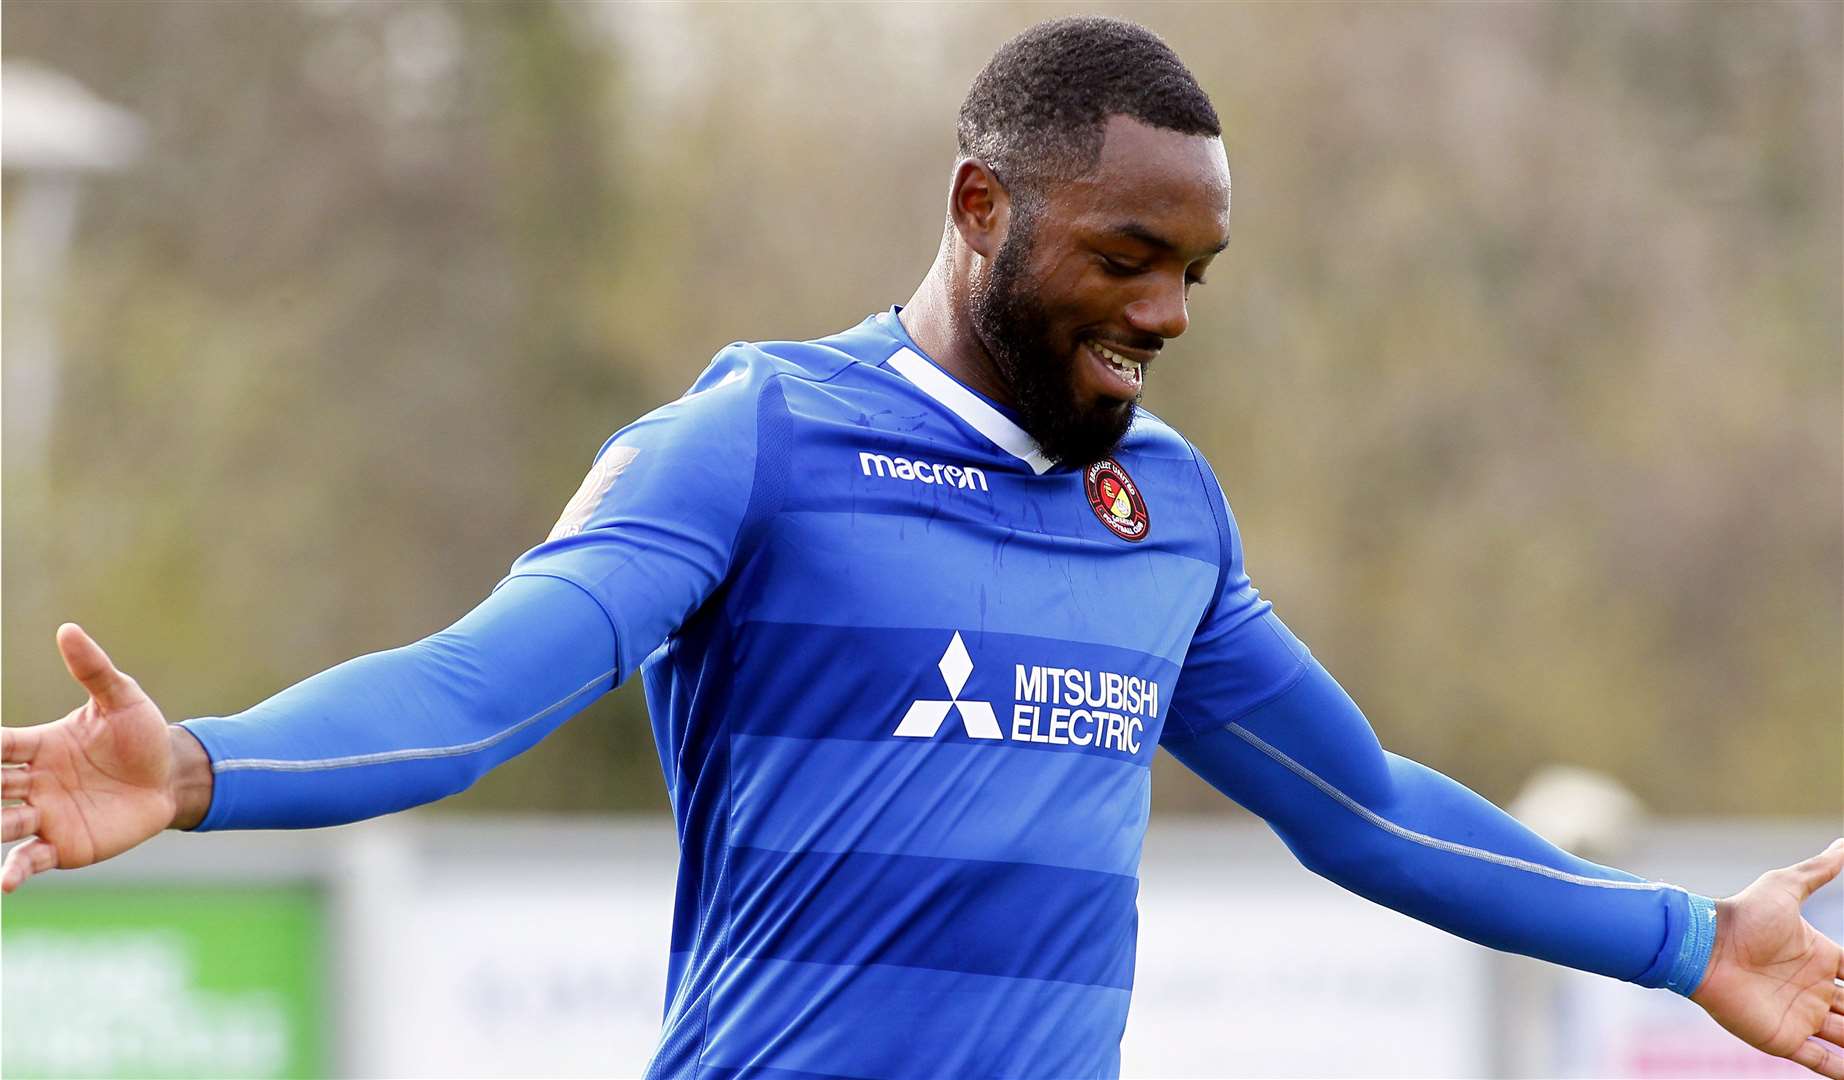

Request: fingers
left=1, top=804, right=39, bottom=844
left=1, top=725, right=40, bottom=764
left=1791, top=1039, right=1843, bottom=1080
left=3, top=764, right=40, bottom=845
left=1799, top=978, right=1844, bottom=1079
left=1790, top=839, right=1844, bottom=902
left=0, top=837, right=58, bottom=894
left=56, top=622, right=141, bottom=711
left=1793, top=1037, right=1844, bottom=1080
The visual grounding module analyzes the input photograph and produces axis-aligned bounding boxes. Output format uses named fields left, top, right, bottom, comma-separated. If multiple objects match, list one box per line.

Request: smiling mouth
left=1086, top=340, right=1146, bottom=398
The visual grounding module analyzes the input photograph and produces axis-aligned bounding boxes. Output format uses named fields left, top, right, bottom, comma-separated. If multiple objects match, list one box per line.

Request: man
left=3, top=16, right=1840, bottom=1080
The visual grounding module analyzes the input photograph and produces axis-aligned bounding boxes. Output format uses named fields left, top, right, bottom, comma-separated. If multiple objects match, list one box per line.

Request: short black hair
left=957, top=17, right=1220, bottom=201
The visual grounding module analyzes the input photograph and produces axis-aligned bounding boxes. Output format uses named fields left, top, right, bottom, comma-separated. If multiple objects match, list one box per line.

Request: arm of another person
left=1165, top=448, right=1844, bottom=1078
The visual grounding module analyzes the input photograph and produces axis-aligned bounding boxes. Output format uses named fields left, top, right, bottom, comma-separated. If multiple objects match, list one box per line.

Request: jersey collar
left=878, top=311, right=1055, bottom=476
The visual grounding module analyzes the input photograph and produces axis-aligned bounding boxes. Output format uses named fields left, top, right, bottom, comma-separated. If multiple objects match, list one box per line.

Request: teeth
left=1093, top=343, right=1143, bottom=384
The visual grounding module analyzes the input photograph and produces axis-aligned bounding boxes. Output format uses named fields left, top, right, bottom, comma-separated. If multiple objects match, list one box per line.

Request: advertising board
left=2, top=885, right=329, bottom=1079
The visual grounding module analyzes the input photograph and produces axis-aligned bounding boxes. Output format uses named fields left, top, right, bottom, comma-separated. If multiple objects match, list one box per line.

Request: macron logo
left=859, top=452, right=989, bottom=491
left=892, top=632, right=1002, bottom=740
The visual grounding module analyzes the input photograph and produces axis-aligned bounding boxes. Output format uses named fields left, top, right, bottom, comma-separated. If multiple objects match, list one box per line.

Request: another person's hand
left=1693, top=839, right=1844, bottom=1078
left=1, top=624, right=205, bottom=893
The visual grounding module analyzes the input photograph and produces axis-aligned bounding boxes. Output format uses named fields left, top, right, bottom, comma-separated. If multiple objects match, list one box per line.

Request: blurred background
left=2, top=2, right=1838, bottom=1078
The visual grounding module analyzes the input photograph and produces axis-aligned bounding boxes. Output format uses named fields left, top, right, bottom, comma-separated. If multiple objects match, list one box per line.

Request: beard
left=969, top=209, right=1137, bottom=468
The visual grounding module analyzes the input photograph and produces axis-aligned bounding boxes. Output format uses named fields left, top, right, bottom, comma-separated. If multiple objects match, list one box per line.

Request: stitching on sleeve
left=212, top=666, right=616, bottom=774
left=1226, top=721, right=1667, bottom=893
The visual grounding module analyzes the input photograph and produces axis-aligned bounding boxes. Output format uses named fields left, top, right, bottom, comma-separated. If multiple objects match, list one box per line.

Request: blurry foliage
left=3, top=1, right=1837, bottom=818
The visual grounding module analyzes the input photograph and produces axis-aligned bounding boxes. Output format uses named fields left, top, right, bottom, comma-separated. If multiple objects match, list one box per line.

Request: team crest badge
left=1084, top=458, right=1149, bottom=542
left=549, top=445, right=640, bottom=541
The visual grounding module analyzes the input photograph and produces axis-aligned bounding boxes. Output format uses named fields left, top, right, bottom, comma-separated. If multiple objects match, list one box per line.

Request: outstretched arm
left=4, top=344, right=777, bottom=890
left=176, top=573, right=617, bottom=830
left=1165, top=658, right=1844, bottom=1078
left=2, top=572, right=617, bottom=889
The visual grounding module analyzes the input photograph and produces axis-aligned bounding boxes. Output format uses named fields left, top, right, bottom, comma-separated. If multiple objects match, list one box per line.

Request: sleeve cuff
left=1663, top=892, right=1718, bottom=996
left=175, top=717, right=230, bottom=832
left=495, top=570, right=628, bottom=680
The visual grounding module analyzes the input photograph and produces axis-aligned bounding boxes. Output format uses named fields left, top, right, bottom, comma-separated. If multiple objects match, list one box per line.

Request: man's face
left=970, top=115, right=1231, bottom=467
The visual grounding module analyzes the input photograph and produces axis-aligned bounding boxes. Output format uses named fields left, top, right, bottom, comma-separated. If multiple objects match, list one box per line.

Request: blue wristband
left=1664, top=892, right=1718, bottom=996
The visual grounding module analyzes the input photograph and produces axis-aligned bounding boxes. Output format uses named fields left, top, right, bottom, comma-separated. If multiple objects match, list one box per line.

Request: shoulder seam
left=724, top=340, right=862, bottom=391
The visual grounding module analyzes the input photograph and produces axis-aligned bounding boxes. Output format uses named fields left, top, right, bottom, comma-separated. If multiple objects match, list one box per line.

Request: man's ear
left=948, top=159, right=1010, bottom=261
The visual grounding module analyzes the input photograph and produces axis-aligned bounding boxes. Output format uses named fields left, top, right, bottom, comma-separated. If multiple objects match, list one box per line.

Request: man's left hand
left=1692, top=838, right=1844, bottom=1078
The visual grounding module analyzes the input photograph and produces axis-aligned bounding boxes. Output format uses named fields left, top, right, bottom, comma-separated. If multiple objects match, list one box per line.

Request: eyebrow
left=1109, top=222, right=1230, bottom=257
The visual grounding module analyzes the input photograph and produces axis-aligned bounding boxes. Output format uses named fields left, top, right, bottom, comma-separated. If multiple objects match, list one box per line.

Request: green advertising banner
left=2, top=885, right=329, bottom=1079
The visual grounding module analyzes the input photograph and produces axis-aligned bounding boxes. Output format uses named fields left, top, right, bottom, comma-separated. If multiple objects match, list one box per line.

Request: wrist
left=165, top=724, right=214, bottom=831
left=1670, top=891, right=1721, bottom=998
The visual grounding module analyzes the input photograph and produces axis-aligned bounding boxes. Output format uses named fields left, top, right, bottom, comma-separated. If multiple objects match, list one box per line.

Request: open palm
left=1, top=624, right=177, bottom=892
left=1693, top=840, right=1844, bottom=1078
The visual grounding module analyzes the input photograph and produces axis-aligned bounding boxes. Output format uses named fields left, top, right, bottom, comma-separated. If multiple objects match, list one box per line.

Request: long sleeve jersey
left=183, top=310, right=1715, bottom=1080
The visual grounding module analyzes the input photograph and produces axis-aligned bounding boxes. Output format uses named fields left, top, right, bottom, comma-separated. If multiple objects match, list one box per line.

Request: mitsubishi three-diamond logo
left=891, top=631, right=1002, bottom=740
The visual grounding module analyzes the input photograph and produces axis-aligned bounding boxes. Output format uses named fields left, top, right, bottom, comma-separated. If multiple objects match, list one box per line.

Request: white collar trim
left=886, top=347, right=1054, bottom=475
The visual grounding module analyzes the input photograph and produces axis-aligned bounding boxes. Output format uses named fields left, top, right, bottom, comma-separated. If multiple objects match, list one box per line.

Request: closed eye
left=1098, top=255, right=1149, bottom=276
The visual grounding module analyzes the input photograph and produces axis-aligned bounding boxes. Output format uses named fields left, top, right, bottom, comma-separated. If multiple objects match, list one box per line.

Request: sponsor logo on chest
left=891, top=632, right=1159, bottom=758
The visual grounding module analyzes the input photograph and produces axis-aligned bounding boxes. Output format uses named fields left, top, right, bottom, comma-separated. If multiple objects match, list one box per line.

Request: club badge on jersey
left=1084, top=458, right=1150, bottom=542
left=549, top=445, right=641, bottom=541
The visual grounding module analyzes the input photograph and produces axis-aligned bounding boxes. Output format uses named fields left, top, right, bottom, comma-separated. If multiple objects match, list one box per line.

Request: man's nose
left=1125, top=279, right=1189, bottom=340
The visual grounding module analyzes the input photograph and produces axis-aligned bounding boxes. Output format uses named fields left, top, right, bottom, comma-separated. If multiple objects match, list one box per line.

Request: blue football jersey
left=180, top=306, right=1713, bottom=1075
left=507, top=310, right=1308, bottom=1079
left=179, top=291, right=1718, bottom=1077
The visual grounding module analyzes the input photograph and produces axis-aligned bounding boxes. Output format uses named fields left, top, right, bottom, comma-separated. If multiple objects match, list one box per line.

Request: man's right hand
left=1, top=623, right=212, bottom=893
